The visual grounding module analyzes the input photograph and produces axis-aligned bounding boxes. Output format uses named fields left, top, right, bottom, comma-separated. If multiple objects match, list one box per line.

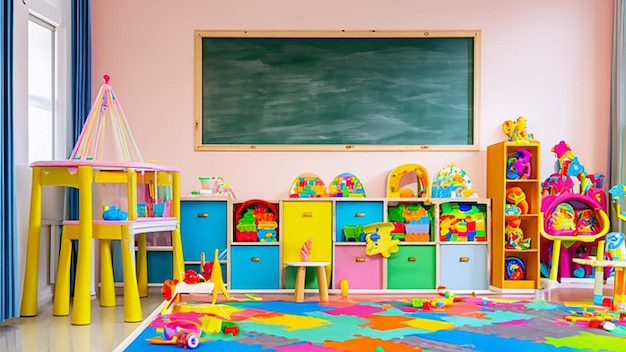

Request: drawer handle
left=459, top=257, right=470, bottom=263
left=355, top=257, right=365, bottom=262
left=197, top=213, right=209, bottom=218
left=408, top=257, right=416, bottom=262
left=302, top=212, right=313, bottom=217
left=355, top=212, right=365, bottom=217
left=251, top=257, right=260, bottom=262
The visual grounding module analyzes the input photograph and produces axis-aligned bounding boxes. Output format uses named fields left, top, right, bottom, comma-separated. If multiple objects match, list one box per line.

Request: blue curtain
left=0, top=0, right=17, bottom=322
left=66, top=0, right=91, bottom=296
left=69, top=0, right=92, bottom=220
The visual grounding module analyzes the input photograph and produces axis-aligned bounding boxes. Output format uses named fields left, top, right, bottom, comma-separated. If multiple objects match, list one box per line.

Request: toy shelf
left=487, top=141, right=542, bottom=291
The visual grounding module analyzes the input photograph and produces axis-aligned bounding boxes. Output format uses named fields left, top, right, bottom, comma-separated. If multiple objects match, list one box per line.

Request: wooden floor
left=0, top=286, right=610, bottom=352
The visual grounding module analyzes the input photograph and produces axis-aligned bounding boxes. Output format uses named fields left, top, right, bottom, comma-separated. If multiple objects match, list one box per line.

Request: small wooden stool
left=285, top=261, right=329, bottom=303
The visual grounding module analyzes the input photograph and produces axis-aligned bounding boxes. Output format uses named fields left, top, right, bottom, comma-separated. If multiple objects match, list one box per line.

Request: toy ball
left=374, top=347, right=385, bottom=352
left=505, top=256, right=526, bottom=280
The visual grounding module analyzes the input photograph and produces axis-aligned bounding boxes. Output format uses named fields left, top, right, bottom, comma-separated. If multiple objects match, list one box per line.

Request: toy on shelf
left=502, top=116, right=535, bottom=143
left=388, top=203, right=431, bottom=242
left=342, top=224, right=366, bottom=242
left=431, top=163, right=478, bottom=198
left=386, top=163, right=430, bottom=198
left=328, top=172, right=366, bottom=197
left=289, top=173, right=327, bottom=198
left=505, top=187, right=528, bottom=215
left=234, top=199, right=278, bottom=242
left=363, top=222, right=399, bottom=258
left=505, top=217, right=531, bottom=250
left=197, top=176, right=237, bottom=199
left=540, top=140, right=609, bottom=282
left=505, top=256, right=526, bottom=280
left=438, top=202, right=487, bottom=242
left=102, top=205, right=128, bottom=221
left=506, top=148, right=532, bottom=180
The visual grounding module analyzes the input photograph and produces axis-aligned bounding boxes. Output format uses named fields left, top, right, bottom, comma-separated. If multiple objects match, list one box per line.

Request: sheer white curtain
left=610, top=0, right=626, bottom=233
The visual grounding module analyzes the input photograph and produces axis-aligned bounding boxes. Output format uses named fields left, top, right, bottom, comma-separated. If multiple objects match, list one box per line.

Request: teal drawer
left=147, top=251, right=173, bottom=283
left=335, top=201, right=384, bottom=242
left=181, top=200, right=228, bottom=261
left=230, top=245, right=279, bottom=289
left=440, top=244, right=488, bottom=290
left=387, top=245, right=436, bottom=289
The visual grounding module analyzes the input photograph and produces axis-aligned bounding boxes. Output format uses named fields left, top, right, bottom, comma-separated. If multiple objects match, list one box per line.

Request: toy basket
left=234, top=199, right=279, bottom=242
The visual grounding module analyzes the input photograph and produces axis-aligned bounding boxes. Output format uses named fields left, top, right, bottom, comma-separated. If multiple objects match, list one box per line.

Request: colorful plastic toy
left=363, top=222, right=399, bottom=258
left=505, top=187, right=528, bottom=215
left=328, top=172, right=366, bottom=197
left=505, top=217, right=531, bottom=250
left=502, top=116, right=535, bottom=143
left=431, top=163, right=477, bottom=198
left=540, top=141, right=609, bottom=282
left=300, top=238, right=312, bottom=262
left=438, top=203, right=486, bottom=242
left=234, top=199, right=278, bottom=242
left=505, top=256, right=526, bottom=280
left=387, top=164, right=430, bottom=198
left=102, top=205, right=128, bottom=221
left=506, top=148, right=532, bottom=180
left=289, top=173, right=327, bottom=198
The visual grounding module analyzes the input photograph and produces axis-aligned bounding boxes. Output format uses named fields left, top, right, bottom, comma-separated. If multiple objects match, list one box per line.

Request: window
left=27, top=16, right=55, bottom=163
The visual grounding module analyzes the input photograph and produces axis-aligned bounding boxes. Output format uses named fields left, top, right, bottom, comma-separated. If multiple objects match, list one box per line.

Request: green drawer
left=387, top=245, right=436, bottom=289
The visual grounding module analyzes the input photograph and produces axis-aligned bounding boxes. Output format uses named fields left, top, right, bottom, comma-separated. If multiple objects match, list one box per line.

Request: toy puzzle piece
left=363, top=222, right=399, bottom=258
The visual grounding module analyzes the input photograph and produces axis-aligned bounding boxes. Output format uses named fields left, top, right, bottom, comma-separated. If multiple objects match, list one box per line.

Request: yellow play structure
left=386, top=163, right=430, bottom=198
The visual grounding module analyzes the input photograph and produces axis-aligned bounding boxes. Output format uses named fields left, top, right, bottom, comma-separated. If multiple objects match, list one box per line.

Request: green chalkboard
left=194, top=31, right=480, bottom=151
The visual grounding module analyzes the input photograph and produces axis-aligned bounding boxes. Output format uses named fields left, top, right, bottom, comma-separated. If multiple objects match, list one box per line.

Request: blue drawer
left=181, top=200, right=228, bottom=261
left=439, top=244, right=488, bottom=290
left=230, top=245, right=280, bottom=289
left=335, top=201, right=384, bottom=242
left=148, top=251, right=173, bottom=283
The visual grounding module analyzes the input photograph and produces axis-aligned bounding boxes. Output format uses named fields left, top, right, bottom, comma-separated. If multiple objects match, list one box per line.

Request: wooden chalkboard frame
left=194, top=30, right=481, bottom=152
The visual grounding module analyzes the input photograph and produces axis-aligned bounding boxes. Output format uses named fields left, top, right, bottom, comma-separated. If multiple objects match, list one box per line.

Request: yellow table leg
left=316, top=266, right=329, bottom=302
left=614, top=268, right=626, bottom=311
left=549, top=240, right=562, bottom=281
left=294, top=266, right=306, bottom=303
left=72, top=165, right=93, bottom=325
left=100, top=239, right=116, bottom=307
left=121, top=227, right=142, bottom=322
left=52, top=235, right=72, bottom=315
left=20, top=167, right=43, bottom=317
left=137, top=233, right=148, bottom=298
left=171, top=172, right=184, bottom=281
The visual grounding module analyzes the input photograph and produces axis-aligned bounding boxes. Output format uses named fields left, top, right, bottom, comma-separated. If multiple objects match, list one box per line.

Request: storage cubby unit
left=282, top=200, right=333, bottom=289
left=332, top=199, right=385, bottom=289
left=229, top=199, right=281, bottom=290
left=145, top=196, right=491, bottom=294
left=487, top=141, right=542, bottom=291
left=163, top=198, right=229, bottom=287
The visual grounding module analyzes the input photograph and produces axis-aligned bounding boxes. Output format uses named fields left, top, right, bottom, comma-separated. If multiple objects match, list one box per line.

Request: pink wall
left=90, top=0, right=613, bottom=199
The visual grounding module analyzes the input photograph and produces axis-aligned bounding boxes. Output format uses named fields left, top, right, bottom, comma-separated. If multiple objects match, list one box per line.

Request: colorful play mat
left=122, top=297, right=626, bottom=351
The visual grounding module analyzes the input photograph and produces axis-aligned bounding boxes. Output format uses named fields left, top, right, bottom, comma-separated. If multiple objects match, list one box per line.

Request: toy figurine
left=502, top=116, right=535, bottom=143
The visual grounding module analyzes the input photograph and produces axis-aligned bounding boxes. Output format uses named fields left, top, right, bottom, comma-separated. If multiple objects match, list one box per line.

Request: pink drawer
left=333, top=245, right=383, bottom=289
